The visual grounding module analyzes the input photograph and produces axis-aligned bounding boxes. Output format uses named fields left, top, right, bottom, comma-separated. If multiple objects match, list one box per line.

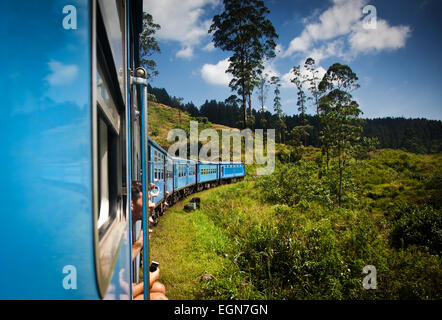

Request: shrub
left=391, top=203, right=442, bottom=254
left=257, top=162, right=331, bottom=207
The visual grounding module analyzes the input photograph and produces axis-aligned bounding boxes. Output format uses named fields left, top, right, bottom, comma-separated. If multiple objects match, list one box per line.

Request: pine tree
left=318, top=63, right=364, bottom=207
left=304, top=58, right=322, bottom=115
left=140, top=13, right=161, bottom=80
left=209, top=0, right=278, bottom=128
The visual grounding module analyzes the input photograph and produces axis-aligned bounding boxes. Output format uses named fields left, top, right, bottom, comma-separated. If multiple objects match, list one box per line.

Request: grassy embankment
left=148, top=101, right=233, bottom=150
left=150, top=149, right=442, bottom=300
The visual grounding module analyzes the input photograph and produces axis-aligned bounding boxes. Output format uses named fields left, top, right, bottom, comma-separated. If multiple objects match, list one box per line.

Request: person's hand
left=136, top=230, right=143, bottom=245
left=149, top=268, right=160, bottom=288
left=150, top=292, right=168, bottom=300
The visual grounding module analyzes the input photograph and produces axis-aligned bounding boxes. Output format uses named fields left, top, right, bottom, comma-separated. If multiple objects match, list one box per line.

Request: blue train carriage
left=148, top=137, right=167, bottom=213
left=165, top=154, right=174, bottom=204
left=197, top=161, right=220, bottom=191
left=0, top=0, right=148, bottom=299
left=219, top=162, right=246, bottom=183
left=172, top=157, right=196, bottom=201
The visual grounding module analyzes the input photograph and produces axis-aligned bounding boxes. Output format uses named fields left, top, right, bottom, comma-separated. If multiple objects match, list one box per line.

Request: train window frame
left=92, top=0, right=128, bottom=298
left=154, top=150, right=158, bottom=182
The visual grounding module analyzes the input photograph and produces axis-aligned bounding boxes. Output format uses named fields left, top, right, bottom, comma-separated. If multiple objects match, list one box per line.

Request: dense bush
left=391, top=203, right=442, bottom=254
left=168, top=150, right=442, bottom=300
left=257, top=162, right=332, bottom=207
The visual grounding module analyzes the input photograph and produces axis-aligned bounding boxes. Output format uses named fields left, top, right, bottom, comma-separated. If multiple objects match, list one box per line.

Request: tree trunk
left=242, top=89, right=247, bottom=128
left=338, top=153, right=343, bottom=208
left=248, top=93, right=252, bottom=117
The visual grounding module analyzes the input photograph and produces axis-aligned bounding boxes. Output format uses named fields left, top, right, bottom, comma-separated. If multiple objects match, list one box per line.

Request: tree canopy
left=209, top=0, right=278, bottom=128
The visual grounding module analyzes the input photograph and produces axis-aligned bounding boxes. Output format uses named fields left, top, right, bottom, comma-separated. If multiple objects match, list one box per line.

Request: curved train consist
left=148, top=137, right=244, bottom=221
left=0, top=0, right=244, bottom=299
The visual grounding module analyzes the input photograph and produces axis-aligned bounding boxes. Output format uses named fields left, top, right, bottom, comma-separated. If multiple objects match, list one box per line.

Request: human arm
left=131, top=230, right=143, bottom=262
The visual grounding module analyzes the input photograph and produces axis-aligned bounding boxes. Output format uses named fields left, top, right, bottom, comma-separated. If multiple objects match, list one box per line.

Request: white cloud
left=349, top=20, right=411, bottom=54
left=202, top=42, right=216, bottom=52
left=201, top=58, right=233, bottom=86
left=283, top=31, right=312, bottom=57
left=201, top=58, right=281, bottom=87
left=282, top=0, right=411, bottom=61
left=144, top=0, right=219, bottom=59
left=176, top=46, right=194, bottom=59
left=45, top=60, right=78, bottom=86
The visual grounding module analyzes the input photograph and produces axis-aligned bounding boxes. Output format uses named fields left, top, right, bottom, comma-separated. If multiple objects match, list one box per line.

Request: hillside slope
left=148, top=101, right=235, bottom=150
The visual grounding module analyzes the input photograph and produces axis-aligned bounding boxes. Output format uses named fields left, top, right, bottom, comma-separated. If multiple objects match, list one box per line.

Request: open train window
left=93, top=0, right=128, bottom=297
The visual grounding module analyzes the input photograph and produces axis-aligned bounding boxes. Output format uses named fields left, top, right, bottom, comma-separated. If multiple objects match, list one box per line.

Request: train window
left=98, top=0, right=125, bottom=97
left=167, top=159, right=173, bottom=179
left=158, top=153, right=161, bottom=180
left=153, top=151, right=156, bottom=180
left=96, top=67, right=122, bottom=235
left=94, top=0, right=127, bottom=297
left=161, top=155, right=165, bottom=180
left=97, top=118, right=110, bottom=229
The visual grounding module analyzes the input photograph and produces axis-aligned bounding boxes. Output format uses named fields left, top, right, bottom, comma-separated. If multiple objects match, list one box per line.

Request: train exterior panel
left=220, top=162, right=245, bottom=179
left=148, top=138, right=167, bottom=207
left=0, top=0, right=144, bottom=299
left=165, top=155, right=174, bottom=196
left=173, top=157, right=189, bottom=190
left=187, top=160, right=197, bottom=186
left=197, top=162, right=219, bottom=183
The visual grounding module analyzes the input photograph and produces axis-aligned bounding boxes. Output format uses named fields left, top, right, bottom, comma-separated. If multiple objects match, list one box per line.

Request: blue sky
left=144, top=0, right=442, bottom=120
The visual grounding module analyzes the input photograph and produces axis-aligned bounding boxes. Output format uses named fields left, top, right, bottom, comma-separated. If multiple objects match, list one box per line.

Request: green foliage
left=151, top=126, right=159, bottom=136
left=140, top=13, right=161, bottom=80
left=289, top=124, right=313, bottom=147
left=209, top=0, right=278, bottom=127
left=258, top=162, right=332, bottom=207
left=391, top=203, right=442, bottom=254
left=147, top=93, right=157, bottom=102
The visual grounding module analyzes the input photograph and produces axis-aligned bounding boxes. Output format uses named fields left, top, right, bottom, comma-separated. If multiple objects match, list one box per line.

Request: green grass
left=148, top=101, right=234, bottom=150
left=149, top=188, right=232, bottom=299
left=150, top=181, right=276, bottom=299
left=150, top=149, right=441, bottom=300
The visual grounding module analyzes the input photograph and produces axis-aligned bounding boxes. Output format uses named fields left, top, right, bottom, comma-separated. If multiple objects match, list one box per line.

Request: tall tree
left=291, top=65, right=308, bottom=122
left=318, top=63, right=364, bottom=207
left=209, top=0, right=278, bottom=128
left=304, top=57, right=322, bottom=115
left=270, top=76, right=286, bottom=142
left=291, top=66, right=313, bottom=147
left=140, top=13, right=161, bottom=80
left=256, top=72, right=269, bottom=113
